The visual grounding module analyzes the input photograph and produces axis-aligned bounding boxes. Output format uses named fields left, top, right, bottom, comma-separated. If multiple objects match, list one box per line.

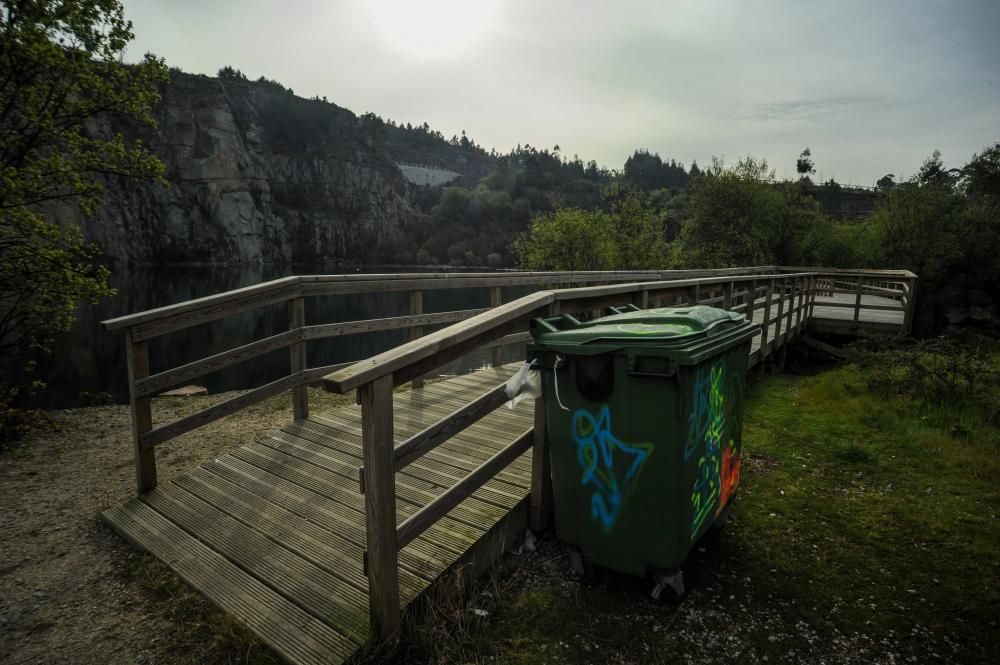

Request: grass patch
left=403, top=359, right=1000, bottom=664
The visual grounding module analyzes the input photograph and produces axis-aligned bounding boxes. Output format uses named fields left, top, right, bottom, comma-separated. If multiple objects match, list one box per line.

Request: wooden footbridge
left=101, top=266, right=916, bottom=664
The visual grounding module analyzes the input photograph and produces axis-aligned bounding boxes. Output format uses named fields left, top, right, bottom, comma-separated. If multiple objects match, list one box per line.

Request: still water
left=35, top=265, right=529, bottom=409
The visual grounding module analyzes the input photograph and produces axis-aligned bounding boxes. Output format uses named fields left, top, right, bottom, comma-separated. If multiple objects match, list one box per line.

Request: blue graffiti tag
left=572, top=405, right=654, bottom=531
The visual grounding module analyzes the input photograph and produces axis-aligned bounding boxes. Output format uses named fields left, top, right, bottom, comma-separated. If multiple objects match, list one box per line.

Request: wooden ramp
left=103, top=365, right=531, bottom=665
left=101, top=271, right=911, bottom=665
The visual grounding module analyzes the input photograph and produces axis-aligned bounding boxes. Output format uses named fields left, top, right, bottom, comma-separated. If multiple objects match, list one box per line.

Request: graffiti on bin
left=686, top=357, right=744, bottom=536
left=571, top=405, right=654, bottom=531
left=718, top=442, right=741, bottom=510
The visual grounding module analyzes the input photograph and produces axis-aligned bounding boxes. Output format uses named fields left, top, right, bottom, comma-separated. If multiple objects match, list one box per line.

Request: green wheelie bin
left=528, top=305, right=759, bottom=595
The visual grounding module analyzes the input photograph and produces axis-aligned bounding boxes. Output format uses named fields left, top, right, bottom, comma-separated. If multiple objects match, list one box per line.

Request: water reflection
left=34, top=266, right=529, bottom=409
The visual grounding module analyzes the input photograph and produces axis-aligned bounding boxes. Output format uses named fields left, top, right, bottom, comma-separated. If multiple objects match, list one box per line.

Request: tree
left=916, top=150, right=960, bottom=187
left=876, top=174, right=896, bottom=192
left=961, top=142, right=1000, bottom=201
left=796, top=147, right=815, bottom=179
left=513, top=207, right=619, bottom=271
left=217, top=65, right=247, bottom=80
left=674, top=156, right=782, bottom=267
left=513, top=189, right=669, bottom=271
left=0, top=1, right=168, bottom=391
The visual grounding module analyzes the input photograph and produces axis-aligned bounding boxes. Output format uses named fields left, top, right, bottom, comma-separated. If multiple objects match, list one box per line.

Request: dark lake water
left=32, top=265, right=530, bottom=409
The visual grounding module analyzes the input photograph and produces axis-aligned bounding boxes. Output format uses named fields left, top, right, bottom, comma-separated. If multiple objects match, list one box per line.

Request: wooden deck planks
left=103, top=365, right=533, bottom=665
left=102, top=297, right=908, bottom=665
left=103, top=501, right=358, bottom=665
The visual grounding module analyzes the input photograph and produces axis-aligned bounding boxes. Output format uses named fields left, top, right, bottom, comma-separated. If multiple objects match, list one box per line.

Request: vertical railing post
left=490, top=286, right=502, bottom=367
left=722, top=280, right=733, bottom=310
left=529, top=391, right=551, bottom=532
left=794, top=276, right=804, bottom=333
left=905, top=277, right=918, bottom=333
left=774, top=277, right=786, bottom=351
left=289, top=297, right=308, bottom=420
left=760, top=279, right=774, bottom=367
left=410, top=290, right=424, bottom=388
left=809, top=275, right=817, bottom=320
left=125, top=328, right=156, bottom=493
left=854, top=275, right=864, bottom=323
left=360, top=374, right=401, bottom=643
left=784, top=276, right=794, bottom=335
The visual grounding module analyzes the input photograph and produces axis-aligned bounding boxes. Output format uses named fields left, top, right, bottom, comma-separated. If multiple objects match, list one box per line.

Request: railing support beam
left=490, top=286, right=502, bottom=367
left=410, top=290, right=424, bottom=388
left=289, top=297, right=308, bottom=420
left=359, top=375, right=401, bottom=643
left=530, top=393, right=551, bottom=532
left=126, top=328, right=156, bottom=493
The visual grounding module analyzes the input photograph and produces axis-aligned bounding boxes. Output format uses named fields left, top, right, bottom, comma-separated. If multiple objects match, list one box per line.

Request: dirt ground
left=0, top=389, right=347, bottom=665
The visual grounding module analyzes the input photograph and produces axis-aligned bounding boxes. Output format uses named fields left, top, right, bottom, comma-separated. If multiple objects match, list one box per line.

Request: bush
left=854, top=335, right=1000, bottom=422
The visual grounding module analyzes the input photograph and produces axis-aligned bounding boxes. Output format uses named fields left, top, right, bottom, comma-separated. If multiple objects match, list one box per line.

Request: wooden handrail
left=323, top=292, right=555, bottom=394
left=324, top=271, right=820, bottom=396
left=778, top=265, right=917, bottom=278
left=106, top=265, right=916, bottom=499
left=102, top=267, right=781, bottom=335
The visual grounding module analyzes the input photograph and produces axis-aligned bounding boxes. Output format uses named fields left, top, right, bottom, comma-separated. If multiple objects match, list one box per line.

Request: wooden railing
left=321, top=270, right=843, bottom=640
left=102, top=267, right=781, bottom=493
left=102, top=265, right=916, bottom=642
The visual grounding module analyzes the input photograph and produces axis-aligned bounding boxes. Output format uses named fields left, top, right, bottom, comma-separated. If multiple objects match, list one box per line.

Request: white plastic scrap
left=505, top=359, right=541, bottom=409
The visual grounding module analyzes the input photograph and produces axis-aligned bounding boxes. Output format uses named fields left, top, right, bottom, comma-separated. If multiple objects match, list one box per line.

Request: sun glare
left=359, top=0, right=501, bottom=59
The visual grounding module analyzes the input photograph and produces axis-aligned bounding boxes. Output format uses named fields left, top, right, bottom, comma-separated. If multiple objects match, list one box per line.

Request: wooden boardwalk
left=104, top=366, right=531, bottom=665
left=100, top=267, right=913, bottom=665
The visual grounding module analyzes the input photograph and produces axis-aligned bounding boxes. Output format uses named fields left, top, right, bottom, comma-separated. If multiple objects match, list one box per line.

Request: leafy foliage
left=0, top=1, right=167, bottom=393
left=855, top=335, right=1000, bottom=424
left=513, top=190, right=669, bottom=271
left=796, top=147, right=815, bottom=177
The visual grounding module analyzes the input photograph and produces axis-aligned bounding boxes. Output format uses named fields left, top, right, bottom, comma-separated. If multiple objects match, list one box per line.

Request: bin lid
left=530, top=305, right=757, bottom=358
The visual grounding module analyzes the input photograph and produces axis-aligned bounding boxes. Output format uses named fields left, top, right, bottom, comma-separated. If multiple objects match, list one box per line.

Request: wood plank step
left=260, top=430, right=509, bottom=534
left=199, top=457, right=445, bottom=581
left=141, top=488, right=371, bottom=645
left=303, top=412, right=531, bottom=492
left=103, top=501, right=356, bottom=665
left=297, top=416, right=528, bottom=509
left=223, top=444, right=478, bottom=560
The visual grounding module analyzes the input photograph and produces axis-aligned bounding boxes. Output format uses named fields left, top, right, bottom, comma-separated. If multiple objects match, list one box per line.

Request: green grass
left=395, top=363, right=1000, bottom=664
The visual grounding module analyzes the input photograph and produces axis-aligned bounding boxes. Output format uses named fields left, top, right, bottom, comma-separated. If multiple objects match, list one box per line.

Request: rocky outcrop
left=75, top=73, right=417, bottom=266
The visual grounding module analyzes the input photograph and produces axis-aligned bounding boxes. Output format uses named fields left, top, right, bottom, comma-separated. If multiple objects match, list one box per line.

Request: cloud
left=749, top=96, right=884, bottom=121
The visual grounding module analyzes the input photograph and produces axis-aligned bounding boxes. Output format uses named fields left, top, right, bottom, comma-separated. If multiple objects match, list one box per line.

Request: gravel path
left=0, top=391, right=345, bottom=665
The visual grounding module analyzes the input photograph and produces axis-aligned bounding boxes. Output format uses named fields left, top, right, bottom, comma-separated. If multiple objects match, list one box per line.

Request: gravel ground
left=0, top=390, right=346, bottom=665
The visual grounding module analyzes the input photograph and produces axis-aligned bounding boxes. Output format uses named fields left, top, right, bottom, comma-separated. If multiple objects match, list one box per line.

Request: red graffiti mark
left=717, top=443, right=741, bottom=514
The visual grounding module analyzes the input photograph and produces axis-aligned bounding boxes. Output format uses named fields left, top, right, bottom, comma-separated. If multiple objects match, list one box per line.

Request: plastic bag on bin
left=505, top=359, right=540, bottom=409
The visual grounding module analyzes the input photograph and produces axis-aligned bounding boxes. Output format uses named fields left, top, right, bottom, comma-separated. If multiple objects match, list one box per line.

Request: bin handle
left=529, top=313, right=583, bottom=334
left=627, top=369, right=677, bottom=379
left=604, top=304, right=642, bottom=315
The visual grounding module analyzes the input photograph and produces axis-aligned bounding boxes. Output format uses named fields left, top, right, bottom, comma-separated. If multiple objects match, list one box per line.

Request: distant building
left=396, top=162, right=460, bottom=187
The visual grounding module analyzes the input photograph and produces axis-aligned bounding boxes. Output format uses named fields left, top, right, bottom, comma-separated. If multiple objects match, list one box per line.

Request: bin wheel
left=651, top=571, right=686, bottom=602
left=568, top=549, right=601, bottom=586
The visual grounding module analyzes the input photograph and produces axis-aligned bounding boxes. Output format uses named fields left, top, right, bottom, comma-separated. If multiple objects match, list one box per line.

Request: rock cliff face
left=80, top=73, right=416, bottom=266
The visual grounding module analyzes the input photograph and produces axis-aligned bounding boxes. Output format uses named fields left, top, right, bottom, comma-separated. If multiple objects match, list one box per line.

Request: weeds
left=854, top=333, right=1000, bottom=417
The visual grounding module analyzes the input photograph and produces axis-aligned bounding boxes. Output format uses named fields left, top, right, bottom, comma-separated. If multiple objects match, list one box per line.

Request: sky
left=122, top=0, right=999, bottom=185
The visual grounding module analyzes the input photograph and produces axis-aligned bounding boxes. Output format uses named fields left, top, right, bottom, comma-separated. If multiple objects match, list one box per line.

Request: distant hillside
left=58, top=70, right=514, bottom=268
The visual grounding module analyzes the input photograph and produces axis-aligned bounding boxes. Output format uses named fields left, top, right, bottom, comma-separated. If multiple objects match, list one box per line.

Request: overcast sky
left=123, top=0, right=999, bottom=185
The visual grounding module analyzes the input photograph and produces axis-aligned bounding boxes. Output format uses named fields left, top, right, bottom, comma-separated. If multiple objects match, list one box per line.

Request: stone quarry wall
left=66, top=73, right=418, bottom=266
